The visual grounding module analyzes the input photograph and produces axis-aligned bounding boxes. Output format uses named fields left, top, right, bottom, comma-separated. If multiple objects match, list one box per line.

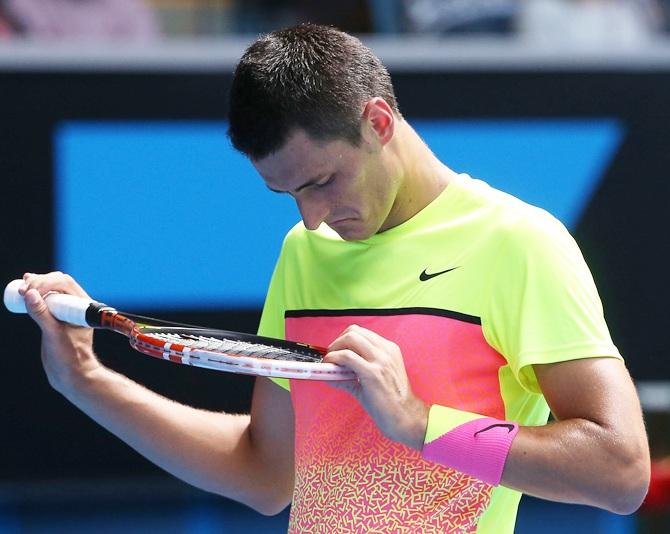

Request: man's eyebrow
left=266, top=173, right=329, bottom=194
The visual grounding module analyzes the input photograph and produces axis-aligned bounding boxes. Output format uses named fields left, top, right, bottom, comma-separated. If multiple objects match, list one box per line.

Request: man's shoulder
left=459, top=176, right=569, bottom=245
left=282, top=220, right=341, bottom=250
left=280, top=220, right=308, bottom=250
left=284, top=220, right=307, bottom=240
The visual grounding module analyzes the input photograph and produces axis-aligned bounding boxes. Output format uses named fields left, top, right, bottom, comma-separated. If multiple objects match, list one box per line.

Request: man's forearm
left=409, top=359, right=650, bottom=514
left=18, top=273, right=293, bottom=514
left=62, top=364, right=280, bottom=511
left=416, top=405, right=649, bottom=514
left=502, top=418, right=649, bottom=514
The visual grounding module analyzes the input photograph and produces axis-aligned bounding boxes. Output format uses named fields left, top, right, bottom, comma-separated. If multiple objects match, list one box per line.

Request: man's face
left=252, top=129, right=400, bottom=241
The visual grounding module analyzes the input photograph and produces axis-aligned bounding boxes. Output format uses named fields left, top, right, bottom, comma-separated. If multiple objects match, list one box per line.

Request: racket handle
left=4, top=279, right=92, bottom=327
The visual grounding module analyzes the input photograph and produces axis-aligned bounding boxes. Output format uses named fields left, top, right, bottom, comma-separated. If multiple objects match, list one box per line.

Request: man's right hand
left=20, top=272, right=101, bottom=394
left=16, top=272, right=295, bottom=513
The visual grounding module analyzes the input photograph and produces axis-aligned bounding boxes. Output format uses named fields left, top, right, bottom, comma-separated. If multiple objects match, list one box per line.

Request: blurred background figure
left=659, top=0, right=670, bottom=30
left=150, top=0, right=238, bottom=36
left=0, top=19, right=12, bottom=39
left=401, top=0, right=666, bottom=39
left=403, top=0, right=519, bottom=34
left=2, top=0, right=666, bottom=40
left=145, top=0, right=372, bottom=36
left=233, top=0, right=372, bottom=34
left=0, top=0, right=159, bottom=40
left=519, top=0, right=666, bottom=45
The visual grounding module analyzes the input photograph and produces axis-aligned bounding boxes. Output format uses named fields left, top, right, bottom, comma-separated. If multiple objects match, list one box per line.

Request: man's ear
left=361, top=97, right=395, bottom=147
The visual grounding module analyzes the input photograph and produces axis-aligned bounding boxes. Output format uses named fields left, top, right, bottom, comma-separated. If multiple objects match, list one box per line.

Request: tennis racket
left=4, top=279, right=354, bottom=381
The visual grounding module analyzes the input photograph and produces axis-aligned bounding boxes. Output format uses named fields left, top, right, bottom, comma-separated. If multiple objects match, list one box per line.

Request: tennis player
left=21, top=24, right=649, bottom=532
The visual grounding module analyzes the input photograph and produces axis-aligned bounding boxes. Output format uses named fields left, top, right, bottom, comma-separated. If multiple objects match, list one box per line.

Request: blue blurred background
left=54, top=118, right=622, bottom=308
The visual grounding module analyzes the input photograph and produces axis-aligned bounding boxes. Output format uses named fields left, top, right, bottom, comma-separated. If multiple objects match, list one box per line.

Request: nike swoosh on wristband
left=474, top=423, right=516, bottom=436
left=419, top=266, right=460, bottom=282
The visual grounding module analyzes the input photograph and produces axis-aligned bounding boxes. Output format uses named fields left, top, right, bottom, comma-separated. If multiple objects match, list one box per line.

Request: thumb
left=24, top=289, right=58, bottom=331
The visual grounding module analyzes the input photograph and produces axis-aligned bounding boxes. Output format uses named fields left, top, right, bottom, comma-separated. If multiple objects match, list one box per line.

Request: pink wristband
left=422, top=405, right=519, bottom=486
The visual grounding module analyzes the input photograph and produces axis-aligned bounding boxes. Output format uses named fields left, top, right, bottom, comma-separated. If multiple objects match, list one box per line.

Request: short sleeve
left=483, top=209, right=621, bottom=393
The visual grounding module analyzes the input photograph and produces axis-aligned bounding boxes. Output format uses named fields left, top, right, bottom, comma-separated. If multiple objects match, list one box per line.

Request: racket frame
left=4, top=281, right=354, bottom=380
left=90, top=302, right=355, bottom=380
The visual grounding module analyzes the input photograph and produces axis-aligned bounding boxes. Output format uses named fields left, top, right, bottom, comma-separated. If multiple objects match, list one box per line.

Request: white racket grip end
left=4, top=279, right=92, bottom=327
left=4, top=279, right=27, bottom=313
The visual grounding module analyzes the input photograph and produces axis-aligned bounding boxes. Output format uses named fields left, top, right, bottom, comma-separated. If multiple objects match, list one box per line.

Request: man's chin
left=330, top=222, right=376, bottom=241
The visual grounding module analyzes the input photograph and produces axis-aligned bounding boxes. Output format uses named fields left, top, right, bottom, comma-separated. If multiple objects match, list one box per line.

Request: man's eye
left=316, top=175, right=334, bottom=188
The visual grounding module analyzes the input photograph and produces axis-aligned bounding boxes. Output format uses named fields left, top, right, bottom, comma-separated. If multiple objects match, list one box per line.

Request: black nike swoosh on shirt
left=474, top=423, right=516, bottom=436
left=419, top=266, right=460, bottom=282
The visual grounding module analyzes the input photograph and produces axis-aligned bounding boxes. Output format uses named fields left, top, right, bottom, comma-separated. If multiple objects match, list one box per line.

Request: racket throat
left=86, top=302, right=134, bottom=336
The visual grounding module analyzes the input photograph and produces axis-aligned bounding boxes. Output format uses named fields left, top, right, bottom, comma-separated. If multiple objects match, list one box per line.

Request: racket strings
left=149, top=332, right=322, bottom=362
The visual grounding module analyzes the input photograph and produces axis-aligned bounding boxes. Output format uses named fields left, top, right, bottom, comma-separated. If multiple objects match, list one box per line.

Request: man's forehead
left=253, top=131, right=338, bottom=190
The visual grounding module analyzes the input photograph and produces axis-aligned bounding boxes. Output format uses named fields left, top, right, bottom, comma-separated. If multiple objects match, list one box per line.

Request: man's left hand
left=323, top=324, right=428, bottom=450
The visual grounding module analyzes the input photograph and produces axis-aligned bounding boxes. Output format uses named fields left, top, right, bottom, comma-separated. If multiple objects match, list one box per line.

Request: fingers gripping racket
left=4, top=280, right=354, bottom=381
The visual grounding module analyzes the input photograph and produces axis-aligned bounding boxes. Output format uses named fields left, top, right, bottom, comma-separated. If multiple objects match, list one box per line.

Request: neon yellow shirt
left=258, top=174, right=621, bottom=533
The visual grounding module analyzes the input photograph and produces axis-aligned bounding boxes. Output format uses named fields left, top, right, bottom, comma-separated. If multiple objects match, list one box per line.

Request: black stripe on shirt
left=285, top=307, right=481, bottom=325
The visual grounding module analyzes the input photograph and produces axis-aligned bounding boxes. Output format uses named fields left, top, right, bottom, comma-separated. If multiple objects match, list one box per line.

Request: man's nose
left=296, top=196, right=329, bottom=231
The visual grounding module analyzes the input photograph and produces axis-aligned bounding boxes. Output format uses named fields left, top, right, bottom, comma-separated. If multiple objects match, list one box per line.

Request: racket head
left=127, top=325, right=355, bottom=381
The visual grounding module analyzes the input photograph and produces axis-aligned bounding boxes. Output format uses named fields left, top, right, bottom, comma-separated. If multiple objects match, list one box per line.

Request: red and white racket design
left=4, top=279, right=354, bottom=381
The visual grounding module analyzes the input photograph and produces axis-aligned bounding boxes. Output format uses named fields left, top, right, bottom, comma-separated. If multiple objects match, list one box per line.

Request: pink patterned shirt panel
left=285, top=312, right=507, bottom=532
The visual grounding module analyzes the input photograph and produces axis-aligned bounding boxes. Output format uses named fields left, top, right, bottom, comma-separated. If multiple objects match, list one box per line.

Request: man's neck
left=382, top=120, right=456, bottom=231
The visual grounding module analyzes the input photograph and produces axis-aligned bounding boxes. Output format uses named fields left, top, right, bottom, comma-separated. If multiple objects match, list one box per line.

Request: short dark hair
left=227, top=24, right=400, bottom=160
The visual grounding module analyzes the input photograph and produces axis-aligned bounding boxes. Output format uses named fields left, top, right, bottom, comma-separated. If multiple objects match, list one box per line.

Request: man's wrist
left=54, top=352, right=106, bottom=399
left=395, top=396, right=430, bottom=451
left=421, top=405, right=519, bottom=486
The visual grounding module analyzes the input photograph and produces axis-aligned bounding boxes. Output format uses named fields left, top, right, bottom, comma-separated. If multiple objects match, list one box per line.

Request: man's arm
left=325, top=324, right=650, bottom=515
left=21, top=273, right=294, bottom=515
left=502, top=357, right=649, bottom=514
